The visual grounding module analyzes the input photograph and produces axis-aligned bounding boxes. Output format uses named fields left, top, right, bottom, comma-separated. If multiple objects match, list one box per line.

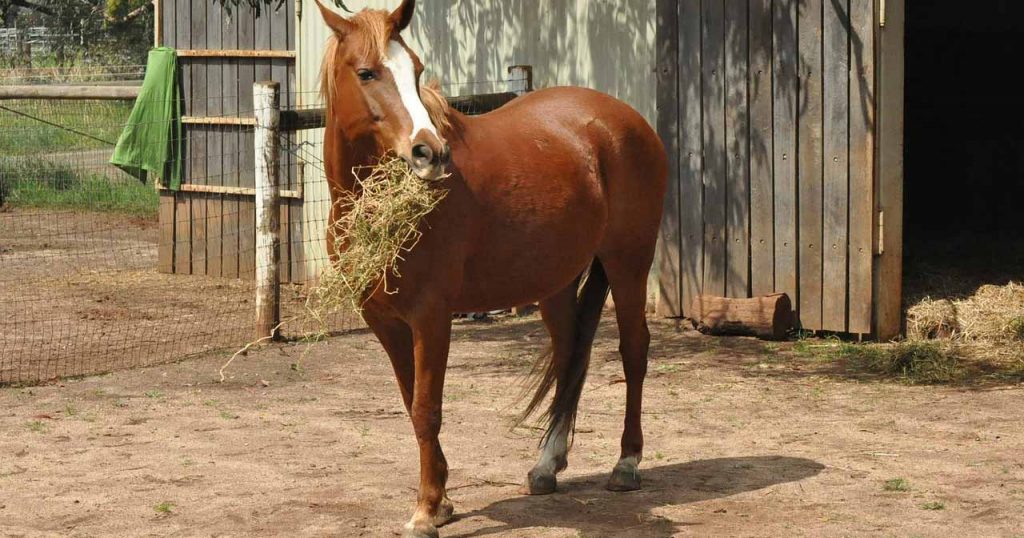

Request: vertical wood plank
left=238, top=7, right=257, bottom=192
left=207, top=194, right=223, bottom=278
left=192, top=193, right=208, bottom=276
left=701, top=0, right=727, bottom=298
left=773, top=0, right=799, bottom=315
left=874, top=0, right=904, bottom=340
left=823, top=0, right=851, bottom=332
left=797, top=0, right=824, bottom=330
left=175, top=195, right=192, bottom=275
left=222, top=4, right=240, bottom=278
left=290, top=200, right=304, bottom=283
left=655, top=0, right=682, bottom=317
left=749, top=0, right=775, bottom=297
left=849, top=0, right=876, bottom=335
left=679, top=0, right=704, bottom=317
left=222, top=192, right=240, bottom=278
left=239, top=199, right=257, bottom=279
left=280, top=201, right=291, bottom=283
left=158, top=192, right=175, bottom=273
left=725, top=0, right=750, bottom=298
left=161, top=0, right=175, bottom=48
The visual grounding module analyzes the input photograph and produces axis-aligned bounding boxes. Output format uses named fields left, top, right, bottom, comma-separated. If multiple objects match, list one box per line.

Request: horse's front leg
left=403, top=309, right=454, bottom=538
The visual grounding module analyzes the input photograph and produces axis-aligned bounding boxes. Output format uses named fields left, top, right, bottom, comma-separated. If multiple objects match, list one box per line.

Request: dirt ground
left=1, top=315, right=1022, bottom=537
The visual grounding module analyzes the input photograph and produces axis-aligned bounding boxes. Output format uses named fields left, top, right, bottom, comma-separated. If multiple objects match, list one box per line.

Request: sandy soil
left=1, top=315, right=1022, bottom=537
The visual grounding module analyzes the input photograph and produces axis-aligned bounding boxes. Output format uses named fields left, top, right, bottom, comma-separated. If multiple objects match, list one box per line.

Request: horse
left=316, top=1, right=667, bottom=536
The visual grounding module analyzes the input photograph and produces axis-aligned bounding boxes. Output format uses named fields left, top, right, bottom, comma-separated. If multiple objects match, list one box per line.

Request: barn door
left=656, top=0, right=878, bottom=335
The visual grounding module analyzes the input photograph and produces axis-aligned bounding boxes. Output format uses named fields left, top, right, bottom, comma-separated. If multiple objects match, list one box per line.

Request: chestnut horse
left=316, top=1, right=667, bottom=536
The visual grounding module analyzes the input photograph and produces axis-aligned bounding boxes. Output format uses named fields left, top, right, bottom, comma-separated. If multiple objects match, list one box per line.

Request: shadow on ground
left=450, top=456, right=824, bottom=537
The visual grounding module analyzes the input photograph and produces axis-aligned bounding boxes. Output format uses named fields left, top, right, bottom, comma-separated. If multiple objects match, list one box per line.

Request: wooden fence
left=656, top=0, right=879, bottom=336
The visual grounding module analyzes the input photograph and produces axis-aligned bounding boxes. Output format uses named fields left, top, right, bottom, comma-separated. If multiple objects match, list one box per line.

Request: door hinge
left=296, top=0, right=302, bottom=19
left=876, top=210, right=885, bottom=256
left=879, top=0, right=886, bottom=27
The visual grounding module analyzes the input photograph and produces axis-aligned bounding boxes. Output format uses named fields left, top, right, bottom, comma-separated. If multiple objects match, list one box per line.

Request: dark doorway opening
left=903, top=1, right=1024, bottom=303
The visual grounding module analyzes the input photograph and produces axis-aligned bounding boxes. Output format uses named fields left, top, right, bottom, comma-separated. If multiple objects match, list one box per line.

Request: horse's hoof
left=433, top=497, right=455, bottom=527
left=525, top=469, right=558, bottom=495
left=606, top=462, right=642, bottom=492
left=402, top=522, right=439, bottom=538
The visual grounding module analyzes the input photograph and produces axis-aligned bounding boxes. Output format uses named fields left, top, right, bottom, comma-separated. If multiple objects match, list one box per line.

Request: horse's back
left=495, top=86, right=668, bottom=255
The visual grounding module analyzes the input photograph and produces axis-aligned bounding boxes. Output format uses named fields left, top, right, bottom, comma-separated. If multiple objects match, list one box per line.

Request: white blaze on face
left=382, top=40, right=437, bottom=143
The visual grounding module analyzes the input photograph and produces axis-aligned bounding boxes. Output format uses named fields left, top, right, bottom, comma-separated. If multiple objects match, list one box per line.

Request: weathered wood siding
left=158, top=0, right=303, bottom=282
left=657, top=0, right=878, bottom=335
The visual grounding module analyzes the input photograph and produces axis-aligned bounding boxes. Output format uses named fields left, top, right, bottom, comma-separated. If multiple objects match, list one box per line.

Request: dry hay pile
left=304, top=156, right=447, bottom=333
left=906, top=282, right=1024, bottom=363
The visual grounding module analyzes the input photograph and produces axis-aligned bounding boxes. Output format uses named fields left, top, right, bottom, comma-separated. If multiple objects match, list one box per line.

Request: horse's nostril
left=411, top=144, right=434, bottom=166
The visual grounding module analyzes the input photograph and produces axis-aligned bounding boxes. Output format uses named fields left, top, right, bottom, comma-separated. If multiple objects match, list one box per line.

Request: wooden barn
left=154, top=0, right=304, bottom=282
left=156, top=0, right=1019, bottom=339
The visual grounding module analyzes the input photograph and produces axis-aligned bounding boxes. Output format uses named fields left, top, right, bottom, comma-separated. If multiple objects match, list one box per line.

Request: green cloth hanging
left=110, top=47, right=184, bottom=190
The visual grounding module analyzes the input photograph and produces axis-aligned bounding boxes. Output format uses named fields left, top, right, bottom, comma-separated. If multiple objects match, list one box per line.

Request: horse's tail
left=518, top=258, right=609, bottom=445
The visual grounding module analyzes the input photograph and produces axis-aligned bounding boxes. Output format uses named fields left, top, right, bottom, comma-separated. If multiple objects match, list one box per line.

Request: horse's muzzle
left=409, top=142, right=450, bottom=181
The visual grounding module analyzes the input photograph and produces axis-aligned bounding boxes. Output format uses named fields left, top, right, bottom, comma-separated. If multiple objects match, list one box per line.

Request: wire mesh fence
left=0, top=69, right=529, bottom=386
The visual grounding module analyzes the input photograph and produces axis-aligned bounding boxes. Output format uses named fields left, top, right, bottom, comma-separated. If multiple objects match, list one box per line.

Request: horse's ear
left=389, top=0, right=416, bottom=32
left=315, top=0, right=356, bottom=37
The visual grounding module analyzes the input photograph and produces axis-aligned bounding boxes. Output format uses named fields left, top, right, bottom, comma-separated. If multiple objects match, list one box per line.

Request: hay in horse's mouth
left=305, top=155, right=448, bottom=331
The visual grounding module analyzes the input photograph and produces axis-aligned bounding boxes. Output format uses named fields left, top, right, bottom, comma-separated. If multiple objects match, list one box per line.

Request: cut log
left=689, top=293, right=794, bottom=340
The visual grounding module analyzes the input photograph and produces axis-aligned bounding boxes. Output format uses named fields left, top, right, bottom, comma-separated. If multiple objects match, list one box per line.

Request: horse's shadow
left=449, top=456, right=824, bottom=537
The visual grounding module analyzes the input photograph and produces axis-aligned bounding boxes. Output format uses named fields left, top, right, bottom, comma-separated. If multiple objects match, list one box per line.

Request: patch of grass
left=883, top=478, right=911, bottom=492
left=921, top=501, right=945, bottom=511
left=26, top=420, right=48, bottom=433
left=64, top=403, right=78, bottom=417
left=153, top=501, right=176, bottom=514
left=0, top=100, right=133, bottom=156
left=219, top=410, right=240, bottom=420
left=0, top=160, right=158, bottom=216
left=846, top=341, right=961, bottom=384
left=144, top=390, right=164, bottom=399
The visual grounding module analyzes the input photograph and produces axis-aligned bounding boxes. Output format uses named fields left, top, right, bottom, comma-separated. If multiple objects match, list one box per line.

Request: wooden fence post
left=254, top=81, right=281, bottom=340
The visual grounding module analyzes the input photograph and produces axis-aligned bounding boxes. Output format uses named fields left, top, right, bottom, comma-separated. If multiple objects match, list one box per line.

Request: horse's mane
left=319, top=9, right=452, bottom=136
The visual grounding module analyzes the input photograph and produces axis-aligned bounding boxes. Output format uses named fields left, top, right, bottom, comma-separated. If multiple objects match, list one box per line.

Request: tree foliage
left=1, top=0, right=153, bottom=65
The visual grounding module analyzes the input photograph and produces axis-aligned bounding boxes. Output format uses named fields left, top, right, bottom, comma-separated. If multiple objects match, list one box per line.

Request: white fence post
left=254, top=81, right=281, bottom=341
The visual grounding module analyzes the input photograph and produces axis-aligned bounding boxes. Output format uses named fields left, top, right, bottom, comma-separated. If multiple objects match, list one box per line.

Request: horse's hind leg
left=600, top=251, right=652, bottom=492
left=525, top=281, right=579, bottom=495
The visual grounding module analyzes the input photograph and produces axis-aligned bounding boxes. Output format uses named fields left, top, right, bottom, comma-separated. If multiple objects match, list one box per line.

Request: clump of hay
left=907, top=298, right=960, bottom=340
left=906, top=282, right=1024, bottom=363
left=305, top=155, right=448, bottom=331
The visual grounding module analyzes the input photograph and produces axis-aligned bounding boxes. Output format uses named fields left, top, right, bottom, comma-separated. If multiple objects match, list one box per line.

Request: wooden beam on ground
left=689, top=293, right=794, bottom=340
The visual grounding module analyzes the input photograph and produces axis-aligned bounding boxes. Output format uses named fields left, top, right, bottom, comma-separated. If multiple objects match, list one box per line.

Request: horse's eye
left=357, top=69, right=376, bottom=82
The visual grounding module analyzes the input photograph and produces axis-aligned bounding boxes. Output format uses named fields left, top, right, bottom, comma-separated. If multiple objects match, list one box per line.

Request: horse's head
left=317, top=0, right=450, bottom=181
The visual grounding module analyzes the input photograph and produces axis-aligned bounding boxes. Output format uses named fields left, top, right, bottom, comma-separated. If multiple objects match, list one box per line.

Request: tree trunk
left=689, top=294, right=794, bottom=340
